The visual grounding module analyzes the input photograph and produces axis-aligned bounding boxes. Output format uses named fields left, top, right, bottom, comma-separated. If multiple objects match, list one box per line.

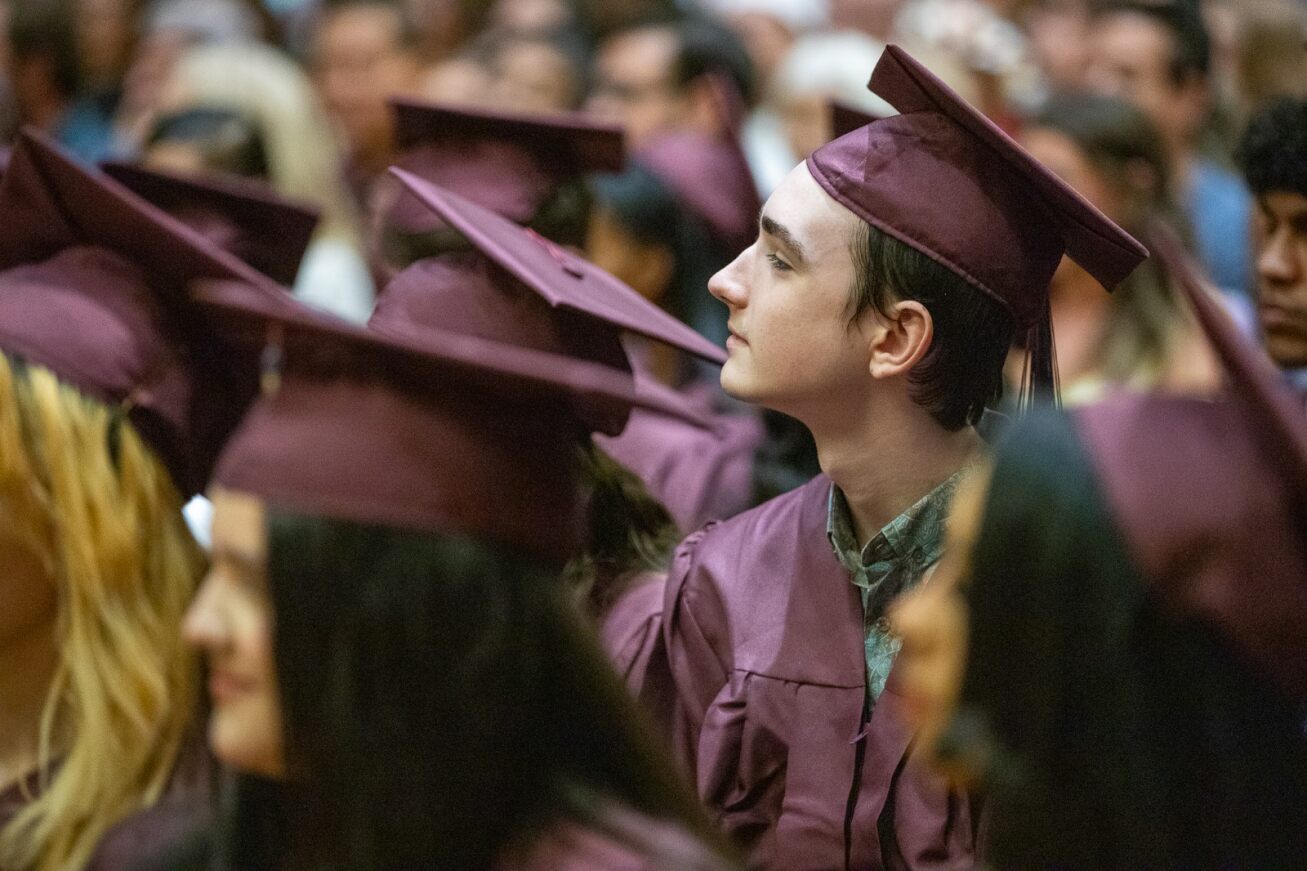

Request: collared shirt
left=827, top=472, right=964, bottom=703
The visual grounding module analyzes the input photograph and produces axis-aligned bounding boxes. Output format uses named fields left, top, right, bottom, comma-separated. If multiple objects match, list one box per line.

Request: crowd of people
left=0, top=0, right=1304, bottom=868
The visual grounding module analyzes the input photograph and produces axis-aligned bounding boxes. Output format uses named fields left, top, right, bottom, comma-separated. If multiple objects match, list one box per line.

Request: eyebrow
left=760, top=214, right=808, bottom=265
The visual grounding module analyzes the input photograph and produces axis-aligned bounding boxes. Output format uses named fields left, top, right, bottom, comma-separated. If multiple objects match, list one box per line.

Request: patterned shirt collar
left=826, top=471, right=964, bottom=594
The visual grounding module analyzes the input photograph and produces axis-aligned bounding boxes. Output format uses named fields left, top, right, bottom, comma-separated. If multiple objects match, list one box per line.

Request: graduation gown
left=502, top=806, right=736, bottom=871
left=596, top=379, right=764, bottom=534
left=636, top=475, right=976, bottom=870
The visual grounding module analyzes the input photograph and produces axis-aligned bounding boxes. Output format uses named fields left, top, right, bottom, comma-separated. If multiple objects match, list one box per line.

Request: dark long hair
left=212, top=512, right=728, bottom=870
left=949, top=408, right=1307, bottom=867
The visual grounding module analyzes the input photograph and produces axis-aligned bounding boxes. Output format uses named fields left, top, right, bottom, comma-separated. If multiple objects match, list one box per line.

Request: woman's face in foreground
left=889, top=462, right=991, bottom=782
left=182, top=487, right=285, bottom=779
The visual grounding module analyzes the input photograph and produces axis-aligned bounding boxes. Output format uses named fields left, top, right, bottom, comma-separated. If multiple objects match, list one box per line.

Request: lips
left=726, top=324, right=748, bottom=346
left=208, top=669, right=257, bottom=703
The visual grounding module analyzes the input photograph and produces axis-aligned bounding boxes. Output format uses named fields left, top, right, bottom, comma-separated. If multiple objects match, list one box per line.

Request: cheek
left=210, top=606, right=285, bottom=778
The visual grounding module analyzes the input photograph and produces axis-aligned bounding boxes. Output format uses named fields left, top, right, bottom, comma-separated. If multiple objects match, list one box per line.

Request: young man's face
left=708, top=160, right=867, bottom=417
left=1253, top=190, right=1307, bottom=368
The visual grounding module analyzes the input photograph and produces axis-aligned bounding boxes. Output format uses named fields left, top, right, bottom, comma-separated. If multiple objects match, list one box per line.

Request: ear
left=867, top=299, right=933, bottom=380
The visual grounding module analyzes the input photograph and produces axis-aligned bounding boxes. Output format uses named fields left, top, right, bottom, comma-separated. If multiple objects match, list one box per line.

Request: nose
left=1257, top=228, right=1300, bottom=288
left=182, top=571, right=227, bottom=652
left=708, top=246, right=750, bottom=310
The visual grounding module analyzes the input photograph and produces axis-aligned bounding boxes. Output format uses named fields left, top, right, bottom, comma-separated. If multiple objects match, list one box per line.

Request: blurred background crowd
left=5, top=0, right=1304, bottom=398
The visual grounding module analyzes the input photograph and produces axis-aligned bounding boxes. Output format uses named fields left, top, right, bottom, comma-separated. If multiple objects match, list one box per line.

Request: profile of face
left=586, top=27, right=687, bottom=148
left=182, top=488, right=285, bottom=780
left=1253, top=190, right=1307, bottom=367
left=1085, top=13, right=1206, bottom=150
left=0, top=497, right=57, bottom=652
left=888, top=461, right=991, bottom=781
left=312, top=4, right=419, bottom=163
left=706, top=161, right=875, bottom=417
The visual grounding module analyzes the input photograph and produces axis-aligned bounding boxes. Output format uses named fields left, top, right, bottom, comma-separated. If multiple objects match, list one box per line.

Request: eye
left=766, top=252, right=793, bottom=273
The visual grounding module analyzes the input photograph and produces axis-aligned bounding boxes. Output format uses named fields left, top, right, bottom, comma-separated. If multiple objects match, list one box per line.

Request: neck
left=0, top=621, right=59, bottom=790
left=804, top=393, right=980, bottom=544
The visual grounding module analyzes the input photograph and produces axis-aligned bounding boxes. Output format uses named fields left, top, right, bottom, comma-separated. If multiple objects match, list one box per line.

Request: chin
left=718, top=361, right=759, bottom=403
left=209, top=710, right=284, bottom=779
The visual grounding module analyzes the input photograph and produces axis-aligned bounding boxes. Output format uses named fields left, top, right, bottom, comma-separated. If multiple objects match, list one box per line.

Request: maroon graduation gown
left=596, top=379, right=764, bottom=534
left=500, top=805, right=736, bottom=871
left=636, top=475, right=976, bottom=870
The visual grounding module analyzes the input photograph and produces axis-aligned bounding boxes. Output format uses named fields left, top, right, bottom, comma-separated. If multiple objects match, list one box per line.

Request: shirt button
left=873, top=617, right=891, bottom=632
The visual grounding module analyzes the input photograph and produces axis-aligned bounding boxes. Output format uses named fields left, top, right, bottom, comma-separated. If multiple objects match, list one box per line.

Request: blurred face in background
left=1021, top=124, right=1123, bottom=286
left=587, top=26, right=688, bottom=147
left=1023, top=0, right=1092, bottom=94
left=489, top=36, right=581, bottom=112
left=312, top=2, right=419, bottom=167
left=1085, top=12, right=1206, bottom=155
left=1253, top=190, right=1307, bottom=367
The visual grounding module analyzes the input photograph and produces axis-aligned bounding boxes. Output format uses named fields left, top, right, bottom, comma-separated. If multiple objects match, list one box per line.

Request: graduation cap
left=829, top=100, right=886, bottom=141
left=633, top=130, right=763, bottom=254
left=808, top=45, right=1148, bottom=392
left=1076, top=223, right=1307, bottom=704
left=0, top=129, right=289, bottom=495
left=101, top=161, right=319, bottom=286
left=372, top=169, right=725, bottom=433
left=202, top=275, right=708, bottom=566
left=382, top=98, right=625, bottom=235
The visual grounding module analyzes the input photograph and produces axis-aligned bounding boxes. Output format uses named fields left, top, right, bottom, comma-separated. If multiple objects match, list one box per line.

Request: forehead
left=1260, top=190, right=1307, bottom=222
left=763, top=161, right=861, bottom=254
left=319, top=4, right=405, bottom=48
left=209, top=487, right=267, bottom=558
left=1093, top=12, right=1172, bottom=64
left=599, top=27, right=677, bottom=70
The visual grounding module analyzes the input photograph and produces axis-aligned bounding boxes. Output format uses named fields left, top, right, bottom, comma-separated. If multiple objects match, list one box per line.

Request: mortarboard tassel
left=1018, top=294, right=1060, bottom=414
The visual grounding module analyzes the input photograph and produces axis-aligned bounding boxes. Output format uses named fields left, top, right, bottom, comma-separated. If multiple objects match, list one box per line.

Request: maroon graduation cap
left=101, top=161, right=319, bottom=286
left=372, top=169, right=725, bottom=433
left=1076, top=224, right=1307, bottom=704
left=383, top=98, right=625, bottom=234
left=0, top=129, right=290, bottom=496
left=202, top=274, right=708, bottom=565
left=634, top=130, right=764, bottom=254
left=829, top=101, right=885, bottom=140
left=808, top=45, right=1148, bottom=393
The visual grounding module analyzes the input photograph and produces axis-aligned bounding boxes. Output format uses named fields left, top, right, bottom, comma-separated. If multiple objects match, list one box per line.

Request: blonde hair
left=166, top=40, right=363, bottom=243
left=0, top=355, right=204, bottom=871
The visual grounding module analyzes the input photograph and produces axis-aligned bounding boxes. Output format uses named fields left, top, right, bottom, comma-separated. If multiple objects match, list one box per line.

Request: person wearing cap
left=587, top=14, right=757, bottom=151
left=889, top=229, right=1307, bottom=867
left=101, top=161, right=320, bottom=289
left=633, top=45, right=1146, bottom=869
left=1237, top=97, right=1307, bottom=393
left=587, top=134, right=769, bottom=534
left=174, top=277, right=739, bottom=870
left=0, top=131, right=283, bottom=871
left=367, top=98, right=624, bottom=286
